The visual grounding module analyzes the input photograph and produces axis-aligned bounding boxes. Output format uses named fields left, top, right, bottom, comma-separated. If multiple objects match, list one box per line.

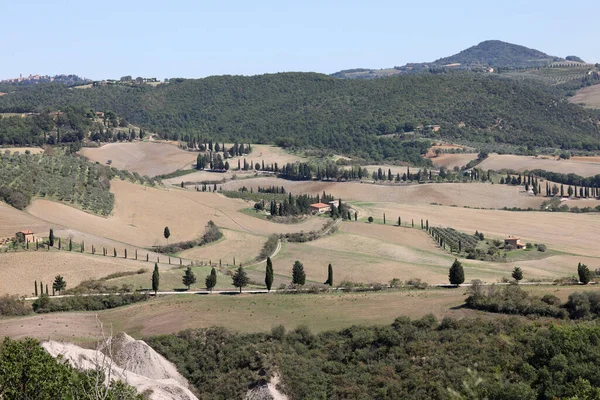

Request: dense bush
left=1, top=73, right=599, bottom=158
left=0, top=295, right=32, bottom=316
left=258, top=234, right=279, bottom=260
left=148, top=316, right=600, bottom=399
left=31, top=293, right=149, bottom=313
left=465, top=282, right=568, bottom=318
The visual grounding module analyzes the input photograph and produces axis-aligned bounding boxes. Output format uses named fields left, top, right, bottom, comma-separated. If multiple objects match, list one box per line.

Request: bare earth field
left=0, top=251, right=148, bottom=296
left=27, top=180, right=326, bottom=248
left=223, top=178, right=546, bottom=209
left=80, top=142, right=198, bottom=177
left=569, top=84, right=600, bottom=109
left=430, top=153, right=478, bottom=169
left=247, top=144, right=305, bottom=165
left=478, top=154, right=600, bottom=177
left=355, top=202, right=600, bottom=258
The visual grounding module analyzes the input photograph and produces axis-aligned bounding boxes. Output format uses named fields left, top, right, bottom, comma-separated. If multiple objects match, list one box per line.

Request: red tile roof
left=310, top=203, right=330, bottom=208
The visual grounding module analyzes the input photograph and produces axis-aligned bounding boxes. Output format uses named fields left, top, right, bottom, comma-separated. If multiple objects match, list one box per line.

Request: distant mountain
left=332, top=40, right=566, bottom=79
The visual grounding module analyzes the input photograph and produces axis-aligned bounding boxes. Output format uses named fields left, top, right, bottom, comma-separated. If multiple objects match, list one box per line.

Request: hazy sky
left=3, top=0, right=598, bottom=80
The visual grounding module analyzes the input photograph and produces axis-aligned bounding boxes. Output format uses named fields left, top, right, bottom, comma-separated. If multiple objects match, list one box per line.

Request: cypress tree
left=124, top=249, right=127, bottom=259
left=58, top=238, right=61, bottom=250
left=114, top=248, right=117, bottom=257
left=354, top=212, right=357, bottom=221
left=324, top=263, right=333, bottom=286
left=449, top=259, right=465, bottom=286
left=292, top=261, right=306, bottom=286
left=182, top=267, right=197, bottom=290
left=34, top=281, right=38, bottom=296
left=81, top=241, right=84, bottom=253
left=398, top=216, right=401, bottom=226
left=512, top=267, right=523, bottom=282
left=48, top=229, right=54, bottom=247
left=383, top=213, right=386, bottom=224
left=152, top=263, right=160, bottom=295
left=68, top=238, right=72, bottom=251
left=232, top=266, right=249, bottom=293
left=265, top=257, right=274, bottom=292
left=40, top=281, right=43, bottom=296
left=578, top=262, right=592, bottom=285
left=45, top=284, right=48, bottom=295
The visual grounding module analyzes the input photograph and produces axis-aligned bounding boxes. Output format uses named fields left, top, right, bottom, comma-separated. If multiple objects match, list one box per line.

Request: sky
left=2, top=0, right=598, bottom=80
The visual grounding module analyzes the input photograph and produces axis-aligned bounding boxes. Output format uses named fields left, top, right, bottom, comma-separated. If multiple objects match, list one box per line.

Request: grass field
left=4, top=285, right=600, bottom=342
left=478, top=154, right=600, bottom=177
left=569, top=84, right=600, bottom=109
left=80, top=142, right=198, bottom=177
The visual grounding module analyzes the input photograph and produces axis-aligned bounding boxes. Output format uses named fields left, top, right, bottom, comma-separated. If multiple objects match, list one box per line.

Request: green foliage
left=449, top=259, right=465, bottom=285
left=1, top=73, right=598, bottom=155
left=578, top=262, right=593, bottom=285
left=52, top=275, right=66, bottom=294
left=182, top=267, right=196, bottom=289
left=0, top=295, right=32, bottom=316
left=205, top=268, right=217, bottom=292
left=152, top=263, right=160, bottom=294
left=148, top=316, right=600, bottom=400
left=232, top=266, right=249, bottom=293
left=0, top=337, right=143, bottom=399
left=265, top=257, right=274, bottom=292
left=292, top=260, right=306, bottom=286
left=258, top=235, right=278, bottom=261
left=32, top=293, right=148, bottom=313
left=324, top=263, right=333, bottom=286
left=434, top=40, right=562, bottom=69
left=512, top=267, right=524, bottom=282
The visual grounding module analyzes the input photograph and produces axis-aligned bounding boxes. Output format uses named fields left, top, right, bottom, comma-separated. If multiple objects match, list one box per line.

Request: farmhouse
left=310, top=202, right=331, bottom=214
left=16, top=230, right=35, bottom=243
left=504, top=235, right=525, bottom=249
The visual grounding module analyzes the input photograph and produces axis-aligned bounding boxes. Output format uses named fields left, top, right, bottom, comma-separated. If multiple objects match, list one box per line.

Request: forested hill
left=433, top=40, right=563, bottom=69
left=1, top=72, right=599, bottom=153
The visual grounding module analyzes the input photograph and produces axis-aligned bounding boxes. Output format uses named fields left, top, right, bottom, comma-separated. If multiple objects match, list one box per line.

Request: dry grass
left=570, top=84, right=600, bottom=109
left=27, top=180, right=326, bottom=248
left=357, top=202, right=600, bottom=258
left=430, top=153, right=478, bottom=169
left=0, top=147, right=44, bottom=154
left=478, top=154, right=600, bottom=177
left=179, top=229, right=264, bottom=265
left=0, top=251, right=148, bottom=296
left=223, top=178, right=547, bottom=209
left=80, top=142, right=198, bottom=177
left=5, top=285, right=600, bottom=341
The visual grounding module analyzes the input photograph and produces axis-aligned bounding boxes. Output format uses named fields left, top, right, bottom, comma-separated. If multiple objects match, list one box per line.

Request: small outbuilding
left=16, top=230, right=35, bottom=243
left=310, top=203, right=331, bottom=214
left=504, top=235, right=525, bottom=249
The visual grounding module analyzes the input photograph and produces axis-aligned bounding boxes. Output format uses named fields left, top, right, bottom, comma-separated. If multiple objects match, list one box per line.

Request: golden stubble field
left=27, top=180, right=326, bottom=248
left=0, top=251, right=150, bottom=296
left=356, top=202, right=600, bottom=258
left=570, top=84, right=600, bottom=109
left=478, top=154, right=600, bottom=177
left=429, top=153, right=478, bottom=169
left=80, top=142, right=198, bottom=177
left=222, top=177, right=546, bottom=209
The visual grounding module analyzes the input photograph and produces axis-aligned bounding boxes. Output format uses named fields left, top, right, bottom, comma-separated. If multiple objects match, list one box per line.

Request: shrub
left=0, top=295, right=32, bottom=316
left=537, top=244, right=547, bottom=252
left=367, top=216, right=374, bottom=223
